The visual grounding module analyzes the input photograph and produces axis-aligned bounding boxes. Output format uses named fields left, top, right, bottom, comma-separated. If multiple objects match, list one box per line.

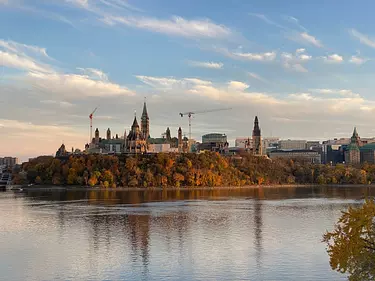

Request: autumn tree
left=323, top=199, right=375, bottom=281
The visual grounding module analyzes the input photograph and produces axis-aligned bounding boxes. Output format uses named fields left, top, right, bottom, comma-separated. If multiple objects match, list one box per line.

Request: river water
left=1, top=186, right=373, bottom=281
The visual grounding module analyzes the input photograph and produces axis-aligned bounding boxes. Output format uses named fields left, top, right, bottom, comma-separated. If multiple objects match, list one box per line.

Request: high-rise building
left=141, top=100, right=150, bottom=140
left=252, top=116, right=262, bottom=155
left=0, top=157, right=19, bottom=167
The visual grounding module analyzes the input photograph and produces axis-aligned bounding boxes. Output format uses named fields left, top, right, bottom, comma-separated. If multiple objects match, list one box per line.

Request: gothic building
left=125, top=115, right=147, bottom=153
left=252, top=116, right=262, bottom=155
left=345, top=127, right=361, bottom=164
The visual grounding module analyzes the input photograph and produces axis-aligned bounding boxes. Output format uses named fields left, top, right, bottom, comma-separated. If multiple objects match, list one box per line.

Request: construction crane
left=179, top=107, right=232, bottom=148
left=89, top=107, right=98, bottom=143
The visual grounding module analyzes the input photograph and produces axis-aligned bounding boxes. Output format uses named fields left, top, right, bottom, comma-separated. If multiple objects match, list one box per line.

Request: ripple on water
left=0, top=188, right=351, bottom=281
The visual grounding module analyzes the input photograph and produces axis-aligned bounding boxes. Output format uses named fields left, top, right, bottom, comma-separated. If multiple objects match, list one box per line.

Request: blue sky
left=2, top=0, right=375, bottom=160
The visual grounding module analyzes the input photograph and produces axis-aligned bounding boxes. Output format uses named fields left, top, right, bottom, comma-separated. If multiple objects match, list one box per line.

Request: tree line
left=12, top=152, right=375, bottom=187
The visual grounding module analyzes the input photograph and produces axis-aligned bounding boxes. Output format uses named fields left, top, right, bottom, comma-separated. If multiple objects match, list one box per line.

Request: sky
left=2, top=0, right=375, bottom=161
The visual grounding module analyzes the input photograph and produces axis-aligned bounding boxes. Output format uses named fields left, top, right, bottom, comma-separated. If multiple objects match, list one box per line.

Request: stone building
left=125, top=115, right=147, bottom=154
left=269, top=150, right=321, bottom=164
left=345, top=127, right=361, bottom=164
left=360, top=143, right=375, bottom=164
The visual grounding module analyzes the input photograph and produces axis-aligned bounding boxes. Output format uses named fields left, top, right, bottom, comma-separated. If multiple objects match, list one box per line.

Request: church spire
left=142, top=97, right=149, bottom=119
left=132, top=114, right=139, bottom=129
left=253, top=116, right=261, bottom=137
left=141, top=98, right=150, bottom=139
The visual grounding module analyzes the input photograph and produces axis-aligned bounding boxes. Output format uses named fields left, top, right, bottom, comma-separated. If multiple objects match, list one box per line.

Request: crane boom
left=89, top=107, right=98, bottom=144
left=179, top=107, right=231, bottom=117
left=179, top=107, right=232, bottom=151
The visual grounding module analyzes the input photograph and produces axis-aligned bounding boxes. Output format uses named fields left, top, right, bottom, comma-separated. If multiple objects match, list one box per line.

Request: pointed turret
left=141, top=98, right=150, bottom=139
left=350, top=126, right=361, bottom=146
left=142, top=100, right=149, bottom=119
left=95, top=128, right=100, bottom=145
left=166, top=127, right=171, bottom=142
left=252, top=116, right=262, bottom=155
left=106, top=128, right=111, bottom=140
left=132, top=116, right=139, bottom=129
left=252, top=116, right=261, bottom=137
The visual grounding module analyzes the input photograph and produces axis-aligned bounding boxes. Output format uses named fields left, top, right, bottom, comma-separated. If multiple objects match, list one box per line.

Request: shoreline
left=16, top=184, right=375, bottom=192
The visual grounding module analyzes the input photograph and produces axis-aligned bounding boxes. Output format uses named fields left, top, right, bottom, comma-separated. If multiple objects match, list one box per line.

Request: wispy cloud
left=187, top=60, right=223, bottom=69
left=249, top=13, right=287, bottom=30
left=291, top=32, right=323, bottom=47
left=284, top=16, right=307, bottom=31
left=349, top=28, right=375, bottom=48
left=97, top=0, right=143, bottom=12
left=233, top=51, right=276, bottom=61
left=248, top=72, right=267, bottom=83
left=0, top=39, right=53, bottom=73
left=77, top=67, right=109, bottom=81
left=0, top=39, right=50, bottom=58
left=101, top=15, right=233, bottom=39
left=349, top=53, right=369, bottom=65
left=1, top=39, right=135, bottom=99
left=322, top=54, right=344, bottom=63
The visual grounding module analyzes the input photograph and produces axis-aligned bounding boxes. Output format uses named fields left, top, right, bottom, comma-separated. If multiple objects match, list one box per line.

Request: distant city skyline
left=2, top=0, right=375, bottom=161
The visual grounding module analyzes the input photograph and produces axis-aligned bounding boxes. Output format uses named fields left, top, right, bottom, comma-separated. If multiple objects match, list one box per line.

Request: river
left=1, top=186, right=373, bottom=281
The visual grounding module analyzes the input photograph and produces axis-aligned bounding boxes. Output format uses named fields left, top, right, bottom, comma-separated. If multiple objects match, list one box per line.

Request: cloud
left=349, top=54, right=369, bottom=65
left=136, top=75, right=181, bottom=89
left=349, top=28, right=375, bottom=48
left=281, top=49, right=311, bottom=72
left=137, top=75, right=280, bottom=104
left=249, top=13, right=287, bottom=30
left=288, top=93, right=315, bottom=101
left=66, top=0, right=89, bottom=8
left=0, top=39, right=50, bottom=58
left=0, top=50, right=52, bottom=73
left=290, top=32, right=323, bottom=47
left=188, top=61, right=223, bottom=69
left=26, top=72, right=135, bottom=98
left=310, top=88, right=360, bottom=98
left=77, top=67, right=109, bottom=81
left=101, top=15, right=232, bottom=39
left=231, top=51, right=276, bottom=61
left=228, top=81, right=249, bottom=91
left=284, top=16, right=307, bottom=31
left=97, top=0, right=143, bottom=12
left=40, top=100, right=75, bottom=108
left=248, top=72, right=267, bottom=83
left=0, top=39, right=135, bottom=100
left=322, top=54, right=344, bottom=63
left=0, top=39, right=53, bottom=73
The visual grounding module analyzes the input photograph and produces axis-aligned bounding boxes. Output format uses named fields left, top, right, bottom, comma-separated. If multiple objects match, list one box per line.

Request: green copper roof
left=347, top=142, right=360, bottom=151
left=360, top=143, right=375, bottom=151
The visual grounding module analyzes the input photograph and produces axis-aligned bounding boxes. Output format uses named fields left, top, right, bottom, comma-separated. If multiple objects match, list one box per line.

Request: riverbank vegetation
left=12, top=152, right=375, bottom=187
left=323, top=199, right=375, bottom=281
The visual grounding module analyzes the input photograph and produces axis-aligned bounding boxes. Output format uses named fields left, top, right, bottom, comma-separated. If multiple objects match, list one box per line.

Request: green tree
left=323, top=199, right=375, bottom=281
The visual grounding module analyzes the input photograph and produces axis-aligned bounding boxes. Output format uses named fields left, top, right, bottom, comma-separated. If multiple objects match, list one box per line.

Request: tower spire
left=141, top=98, right=150, bottom=139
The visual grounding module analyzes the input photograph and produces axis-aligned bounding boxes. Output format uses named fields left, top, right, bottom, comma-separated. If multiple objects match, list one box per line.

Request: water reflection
left=22, top=185, right=375, bottom=205
left=1, top=186, right=369, bottom=280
